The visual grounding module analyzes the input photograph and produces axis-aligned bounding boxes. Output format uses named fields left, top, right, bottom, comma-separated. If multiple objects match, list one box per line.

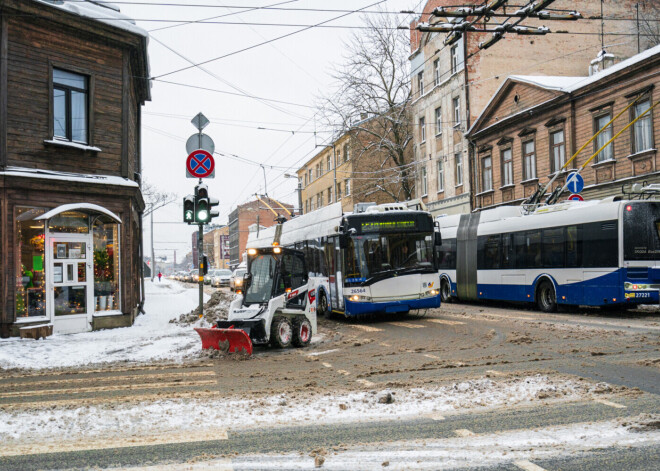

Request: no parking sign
left=186, top=149, right=215, bottom=179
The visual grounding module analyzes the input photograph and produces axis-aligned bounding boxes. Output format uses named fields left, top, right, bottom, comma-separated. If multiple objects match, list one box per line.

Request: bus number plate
left=349, top=288, right=367, bottom=294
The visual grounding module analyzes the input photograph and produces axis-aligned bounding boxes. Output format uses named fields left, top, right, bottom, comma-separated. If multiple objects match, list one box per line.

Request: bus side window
left=501, top=234, right=514, bottom=269
left=478, top=235, right=500, bottom=269
left=514, top=232, right=527, bottom=269
left=542, top=227, right=564, bottom=268
left=583, top=221, right=618, bottom=268
left=566, top=225, right=581, bottom=268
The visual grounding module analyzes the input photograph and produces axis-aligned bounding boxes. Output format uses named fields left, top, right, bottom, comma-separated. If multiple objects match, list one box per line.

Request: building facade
left=227, top=198, right=293, bottom=268
left=202, top=225, right=230, bottom=269
left=0, top=0, right=150, bottom=336
left=409, top=0, right=647, bottom=216
left=467, top=46, right=660, bottom=209
left=298, top=134, right=355, bottom=214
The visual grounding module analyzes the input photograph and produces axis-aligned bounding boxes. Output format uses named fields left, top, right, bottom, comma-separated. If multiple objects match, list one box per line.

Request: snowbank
left=0, top=279, right=208, bottom=371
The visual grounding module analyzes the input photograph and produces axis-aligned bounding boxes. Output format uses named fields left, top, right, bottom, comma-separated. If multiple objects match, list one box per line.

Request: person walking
left=157, top=271, right=162, bottom=282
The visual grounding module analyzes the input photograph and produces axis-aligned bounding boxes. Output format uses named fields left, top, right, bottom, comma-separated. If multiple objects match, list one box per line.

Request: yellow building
left=298, top=134, right=355, bottom=214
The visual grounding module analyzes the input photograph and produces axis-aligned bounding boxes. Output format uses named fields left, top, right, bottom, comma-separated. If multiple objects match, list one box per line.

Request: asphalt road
left=1, top=296, right=659, bottom=470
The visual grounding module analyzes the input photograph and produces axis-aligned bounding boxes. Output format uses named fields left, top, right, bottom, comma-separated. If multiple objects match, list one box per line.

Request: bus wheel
left=440, top=278, right=452, bottom=303
left=292, top=317, right=312, bottom=347
left=536, top=280, right=557, bottom=313
left=270, top=317, right=293, bottom=348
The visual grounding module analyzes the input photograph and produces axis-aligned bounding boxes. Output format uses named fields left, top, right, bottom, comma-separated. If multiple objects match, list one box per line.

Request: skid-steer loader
left=195, top=245, right=317, bottom=355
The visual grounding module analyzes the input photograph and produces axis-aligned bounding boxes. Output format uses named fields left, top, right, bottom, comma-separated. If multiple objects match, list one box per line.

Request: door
left=47, top=236, right=93, bottom=333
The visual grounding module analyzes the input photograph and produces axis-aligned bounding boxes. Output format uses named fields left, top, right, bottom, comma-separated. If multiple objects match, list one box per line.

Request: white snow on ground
left=215, top=420, right=660, bottom=470
left=0, top=279, right=208, bottom=370
left=0, top=375, right=615, bottom=443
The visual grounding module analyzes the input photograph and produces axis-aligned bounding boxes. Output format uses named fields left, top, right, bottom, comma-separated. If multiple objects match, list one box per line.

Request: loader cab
left=243, top=246, right=308, bottom=306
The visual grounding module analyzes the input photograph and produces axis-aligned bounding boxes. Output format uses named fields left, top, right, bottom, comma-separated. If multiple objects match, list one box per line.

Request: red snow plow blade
left=194, top=326, right=253, bottom=355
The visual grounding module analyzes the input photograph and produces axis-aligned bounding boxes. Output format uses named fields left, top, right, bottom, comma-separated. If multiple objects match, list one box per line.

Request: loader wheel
left=292, top=317, right=312, bottom=347
left=318, top=291, right=331, bottom=319
left=270, top=317, right=293, bottom=348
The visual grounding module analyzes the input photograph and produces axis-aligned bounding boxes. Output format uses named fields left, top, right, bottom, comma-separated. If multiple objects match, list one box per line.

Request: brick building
left=0, top=1, right=150, bottom=336
left=467, top=45, right=660, bottom=210
left=409, top=0, right=648, bottom=216
left=202, top=225, right=230, bottom=269
left=227, top=198, right=293, bottom=268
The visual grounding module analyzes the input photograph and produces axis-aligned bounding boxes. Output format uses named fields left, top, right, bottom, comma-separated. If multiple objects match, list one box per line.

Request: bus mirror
left=339, top=234, right=348, bottom=249
left=434, top=232, right=443, bottom=246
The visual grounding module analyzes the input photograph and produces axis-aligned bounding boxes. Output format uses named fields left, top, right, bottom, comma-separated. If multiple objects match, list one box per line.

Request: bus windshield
left=244, top=254, right=276, bottom=304
left=345, top=232, right=434, bottom=280
left=623, top=202, right=660, bottom=261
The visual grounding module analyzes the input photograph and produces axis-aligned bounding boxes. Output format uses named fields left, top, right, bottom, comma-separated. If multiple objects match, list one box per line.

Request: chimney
left=589, top=49, right=616, bottom=76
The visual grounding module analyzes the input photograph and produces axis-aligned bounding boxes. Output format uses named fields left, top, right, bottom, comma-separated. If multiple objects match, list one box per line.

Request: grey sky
left=116, top=0, right=418, bottom=265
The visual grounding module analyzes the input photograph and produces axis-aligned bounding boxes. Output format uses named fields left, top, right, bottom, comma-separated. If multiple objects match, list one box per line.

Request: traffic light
left=194, top=183, right=219, bottom=224
left=183, top=195, right=195, bottom=224
left=195, top=184, right=209, bottom=223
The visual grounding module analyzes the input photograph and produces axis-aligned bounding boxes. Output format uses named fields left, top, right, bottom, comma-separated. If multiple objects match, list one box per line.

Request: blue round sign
left=566, top=172, right=584, bottom=194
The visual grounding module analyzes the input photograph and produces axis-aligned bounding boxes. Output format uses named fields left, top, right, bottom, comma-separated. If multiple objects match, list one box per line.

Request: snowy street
left=1, top=281, right=660, bottom=470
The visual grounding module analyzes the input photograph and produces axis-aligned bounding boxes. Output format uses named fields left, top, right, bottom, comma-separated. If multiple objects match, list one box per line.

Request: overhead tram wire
left=149, top=36, right=309, bottom=120
left=141, top=125, right=291, bottom=170
left=151, top=0, right=388, bottom=80
left=147, top=0, right=299, bottom=33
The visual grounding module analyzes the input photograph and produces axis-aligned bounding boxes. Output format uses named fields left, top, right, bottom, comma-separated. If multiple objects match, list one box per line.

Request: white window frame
left=453, top=97, right=461, bottom=126
left=421, top=166, right=428, bottom=196
left=482, top=156, right=493, bottom=191
left=502, top=148, right=513, bottom=186
left=450, top=45, right=458, bottom=75
left=633, top=98, right=653, bottom=153
left=418, top=71, right=424, bottom=96
left=523, top=140, right=537, bottom=180
left=550, top=129, right=566, bottom=173
left=435, top=107, right=442, bottom=136
left=420, top=116, right=426, bottom=143
left=437, top=158, right=444, bottom=192
left=455, top=153, right=463, bottom=186
left=433, top=59, right=440, bottom=86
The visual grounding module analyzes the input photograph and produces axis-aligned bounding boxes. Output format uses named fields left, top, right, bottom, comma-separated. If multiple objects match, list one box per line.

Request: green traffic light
left=197, top=209, right=208, bottom=221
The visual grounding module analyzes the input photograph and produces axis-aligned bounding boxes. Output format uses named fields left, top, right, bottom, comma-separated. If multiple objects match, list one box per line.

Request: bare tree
left=142, top=181, right=177, bottom=216
left=319, top=11, right=414, bottom=202
left=638, top=1, right=660, bottom=50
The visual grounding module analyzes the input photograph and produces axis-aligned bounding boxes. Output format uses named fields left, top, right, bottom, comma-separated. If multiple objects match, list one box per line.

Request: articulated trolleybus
left=436, top=192, right=660, bottom=311
left=248, top=202, right=442, bottom=318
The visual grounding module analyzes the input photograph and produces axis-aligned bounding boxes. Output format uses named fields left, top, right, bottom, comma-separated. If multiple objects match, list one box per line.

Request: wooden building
left=466, top=45, right=660, bottom=211
left=0, top=0, right=150, bottom=336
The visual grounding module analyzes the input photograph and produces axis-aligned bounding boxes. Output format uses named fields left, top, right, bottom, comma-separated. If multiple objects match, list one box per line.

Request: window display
left=15, top=207, right=47, bottom=318
left=93, top=219, right=120, bottom=311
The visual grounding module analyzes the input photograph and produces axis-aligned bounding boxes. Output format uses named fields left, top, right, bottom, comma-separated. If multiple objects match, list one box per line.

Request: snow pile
left=170, top=289, right=233, bottom=327
left=0, top=375, right=599, bottom=442
left=0, top=279, right=208, bottom=371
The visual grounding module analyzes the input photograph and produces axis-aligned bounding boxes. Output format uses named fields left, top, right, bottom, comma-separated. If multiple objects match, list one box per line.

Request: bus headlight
left=349, top=295, right=372, bottom=302
left=422, top=289, right=439, bottom=298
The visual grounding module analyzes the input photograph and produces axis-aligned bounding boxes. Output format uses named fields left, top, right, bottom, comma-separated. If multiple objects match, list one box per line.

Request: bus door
left=331, top=237, right=344, bottom=310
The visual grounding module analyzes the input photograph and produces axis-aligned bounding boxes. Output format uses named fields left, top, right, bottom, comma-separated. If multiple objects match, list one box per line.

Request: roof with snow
left=35, top=0, right=148, bottom=38
left=467, top=44, right=660, bottom=137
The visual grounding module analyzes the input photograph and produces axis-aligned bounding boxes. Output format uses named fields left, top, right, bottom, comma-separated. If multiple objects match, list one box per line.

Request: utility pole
left=150, top=209, right=155, bottom=281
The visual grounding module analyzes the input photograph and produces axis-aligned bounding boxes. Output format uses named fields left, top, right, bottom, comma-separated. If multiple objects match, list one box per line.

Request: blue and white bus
left=436, top=196, right=660, bottom=311
left=248, top=202, right=442, bottom=318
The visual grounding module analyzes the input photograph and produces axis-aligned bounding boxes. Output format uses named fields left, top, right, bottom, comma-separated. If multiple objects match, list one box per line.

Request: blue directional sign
left=566, top=172, right=584, bottom=194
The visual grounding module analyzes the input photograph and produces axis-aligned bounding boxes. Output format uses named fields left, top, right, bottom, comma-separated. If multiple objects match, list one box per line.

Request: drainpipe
left=138, top=210, right=146, bottom=315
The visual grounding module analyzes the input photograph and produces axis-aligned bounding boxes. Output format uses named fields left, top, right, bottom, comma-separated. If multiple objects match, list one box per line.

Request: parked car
left=211, top=269, right=233, bottom=287
left=185, top=269, right=199, bottom=283
left=229, top=268, right=247, bottom=292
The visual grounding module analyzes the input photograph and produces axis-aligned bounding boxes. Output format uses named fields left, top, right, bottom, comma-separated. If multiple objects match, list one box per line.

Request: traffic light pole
left=198, top=219, right=204, bottom=319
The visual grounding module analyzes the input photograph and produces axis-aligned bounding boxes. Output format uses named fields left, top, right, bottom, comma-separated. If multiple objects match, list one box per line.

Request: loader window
left=244, top=254, right=277, bottom=305
left=276, top=253, right=308, bottom=297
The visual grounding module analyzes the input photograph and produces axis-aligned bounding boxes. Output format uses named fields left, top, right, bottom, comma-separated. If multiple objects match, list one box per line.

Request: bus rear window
left=623, top=202, right=660, bottom=261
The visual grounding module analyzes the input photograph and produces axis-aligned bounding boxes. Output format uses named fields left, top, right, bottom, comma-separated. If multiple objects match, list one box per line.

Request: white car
left=211, top=269, right=233, bottom=287
left=229, top=268, right=247, bottom=292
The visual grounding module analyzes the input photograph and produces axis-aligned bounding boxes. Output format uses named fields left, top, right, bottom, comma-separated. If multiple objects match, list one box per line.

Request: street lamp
left=284, top=173, right=303, bottom=215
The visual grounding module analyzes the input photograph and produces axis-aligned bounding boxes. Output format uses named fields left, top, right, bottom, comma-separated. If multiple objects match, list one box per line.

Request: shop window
left=48, top=211, right=89, bottom=234
left=15, top=207, right=47, bottom=318
left=93, top=219, right=120, bottom=311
